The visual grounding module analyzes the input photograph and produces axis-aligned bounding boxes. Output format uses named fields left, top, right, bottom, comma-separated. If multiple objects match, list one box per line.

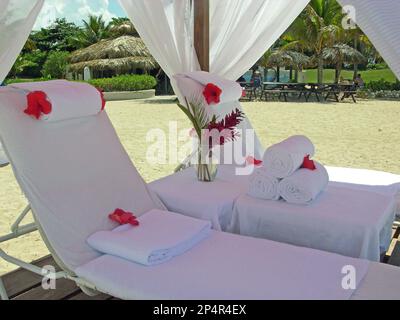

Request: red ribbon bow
left=25, top=91, right=52, bottom=120
left=302, top=155, right=317, bottom=171
left=109, top=209, right=139, bottom=227
left=203, top=83, right=222, bottom=105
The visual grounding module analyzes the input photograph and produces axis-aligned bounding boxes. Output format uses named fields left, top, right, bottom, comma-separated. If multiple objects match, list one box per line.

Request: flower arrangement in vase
left=177, top=83, right=245, bottom=182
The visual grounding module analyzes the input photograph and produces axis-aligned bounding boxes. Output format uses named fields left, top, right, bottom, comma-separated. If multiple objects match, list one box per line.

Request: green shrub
left=42, top=51, right=70, bottom=79
left=88, top=74, right=157, bottom=92
left=366, top=79, right=400, bottom=91
left=5, top=77, right=49, bottom=85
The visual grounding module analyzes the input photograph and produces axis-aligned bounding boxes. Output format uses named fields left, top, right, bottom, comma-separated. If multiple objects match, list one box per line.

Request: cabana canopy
left=1, top=0, right=400, bottom=85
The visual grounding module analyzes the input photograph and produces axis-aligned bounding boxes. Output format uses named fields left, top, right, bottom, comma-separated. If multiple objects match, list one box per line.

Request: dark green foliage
left=88, top=74, right=157, bottom=92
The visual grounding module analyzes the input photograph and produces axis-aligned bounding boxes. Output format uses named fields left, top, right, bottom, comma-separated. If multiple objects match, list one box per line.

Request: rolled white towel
left=263, top=135, right=315, bottom=178
left=278, top=162, right=329, bottom=205
left=10, top=80, right=104, bottom=122
left=87, top=209, right=212, bottom=266
left=248, top=167, right=281, bottom=200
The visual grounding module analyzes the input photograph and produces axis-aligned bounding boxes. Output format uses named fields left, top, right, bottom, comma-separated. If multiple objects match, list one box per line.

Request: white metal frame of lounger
left=0, top=205, right=102, bottom=300
left=0, top=246, right=99, bottom=300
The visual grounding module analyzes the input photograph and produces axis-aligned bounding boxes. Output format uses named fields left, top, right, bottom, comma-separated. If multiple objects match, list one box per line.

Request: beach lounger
left=0, top=86, right=400, bottom=300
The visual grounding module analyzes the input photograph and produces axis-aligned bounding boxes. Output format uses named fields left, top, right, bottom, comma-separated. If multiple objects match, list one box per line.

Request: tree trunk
left=353, top=32, right=359, bottom=80
left=276, top=66, right=280, bottom=82
left=317, top=55, right=324, bottom=84
left=295, top=69, right=299, bottom=82
left=289, top=67, right=293, bottom=81
left=335, top=62, right=342, bottom=84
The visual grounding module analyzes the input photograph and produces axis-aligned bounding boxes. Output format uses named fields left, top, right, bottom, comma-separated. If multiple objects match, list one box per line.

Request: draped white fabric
left=210, top=0, right=310, bottom=80
left=337, top=0, right=400, bottom=80
left=0, top=0, right=44, bottom=83
left=119, top=0, right=200, bottom=79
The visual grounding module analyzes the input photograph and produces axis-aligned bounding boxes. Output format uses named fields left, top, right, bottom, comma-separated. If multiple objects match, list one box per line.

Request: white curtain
left=0, top=0, right=44, bottom=84
left=119, top=0, right=200, bottom=79
left=210, top=0, right=310, bottom=80
left=337, top=0, right=400, bottom=80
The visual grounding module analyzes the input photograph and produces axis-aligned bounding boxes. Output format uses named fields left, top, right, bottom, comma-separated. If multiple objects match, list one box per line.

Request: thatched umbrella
left=69, top=35, right=158, bottom=77
left=264, top=50, right=311, bottom=82
left=322, top=44, right=366, bottom=83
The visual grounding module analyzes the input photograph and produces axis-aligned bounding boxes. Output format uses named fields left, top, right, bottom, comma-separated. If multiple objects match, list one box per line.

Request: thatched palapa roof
left=69, top=35, right=158, bottom=73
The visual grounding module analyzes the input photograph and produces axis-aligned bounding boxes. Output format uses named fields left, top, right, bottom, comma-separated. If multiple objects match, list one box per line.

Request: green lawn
left=304, top=68, right=397, bottom=83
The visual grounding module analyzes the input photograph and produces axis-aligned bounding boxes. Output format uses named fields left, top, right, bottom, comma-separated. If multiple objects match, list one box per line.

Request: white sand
left=1, top=98, right=400, bottom=275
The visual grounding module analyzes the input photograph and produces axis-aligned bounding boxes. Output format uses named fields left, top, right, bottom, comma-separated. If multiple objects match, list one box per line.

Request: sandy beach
left=1, top=98, right=400, bottom=275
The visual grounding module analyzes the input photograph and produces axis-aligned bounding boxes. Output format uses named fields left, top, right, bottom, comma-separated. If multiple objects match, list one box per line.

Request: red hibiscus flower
left=24, top=91, right=52, bottom=120
left=203, top=83, right=222, bottom=105
left=302, top=155, right=317, bottom=171
left=109, top=209, right=140, bottom=227
left=246, top=156, right=263, bottom=166
left=96, top=88, right=106, bottom=110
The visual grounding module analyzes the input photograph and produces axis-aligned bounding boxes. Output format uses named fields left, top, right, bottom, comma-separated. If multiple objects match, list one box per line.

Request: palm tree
left=284, top=0, right=343, bottom=84
left=322, top=44, right=366, bottom=83
left=70, top=15, right=111, bottom=49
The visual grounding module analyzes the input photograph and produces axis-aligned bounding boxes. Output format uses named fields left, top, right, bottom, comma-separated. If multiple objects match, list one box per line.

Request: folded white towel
left=176, top=71, right=243, bottom=104
left=87, top=209, right=212, bottom=266
left=10, top=80, right=104, bottom=122
left=248, top=167, right=281, bottom=200
left=278, top=162, right=329, bottom=205
left=263, top=135, right=315, bottom=178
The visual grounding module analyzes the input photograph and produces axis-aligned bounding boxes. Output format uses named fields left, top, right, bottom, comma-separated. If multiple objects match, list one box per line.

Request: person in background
left=251, top=69, right=263, bottom=88
left=354, top=73, right=365, bottom=88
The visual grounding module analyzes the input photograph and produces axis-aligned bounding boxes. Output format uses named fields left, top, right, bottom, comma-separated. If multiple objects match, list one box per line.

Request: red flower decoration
left=24, top=91, right=52, bottom=120
left=207, top=108, right=245, bottom=146
left=96, top=88, right=106, bottom=110
left=246, top=156, right=263, bottom=166
left=109, top=209, right=140, bottom=227
left=203, top=83, right=222, bottom=105
left=302, top=155, right=317, bottom=171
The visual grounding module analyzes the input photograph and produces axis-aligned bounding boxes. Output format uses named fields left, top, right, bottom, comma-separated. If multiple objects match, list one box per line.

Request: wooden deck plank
left=13, top=278, right=80, bottom=300
left=68, top=292, right=112, bottom=300
left=388, top=241, right=400, bottom=267
left=2, top=255, right=60, bottom=298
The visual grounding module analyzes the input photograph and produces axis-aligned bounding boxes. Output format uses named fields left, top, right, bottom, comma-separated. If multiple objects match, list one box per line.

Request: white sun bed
left=0, top=86, right=400, bottom=300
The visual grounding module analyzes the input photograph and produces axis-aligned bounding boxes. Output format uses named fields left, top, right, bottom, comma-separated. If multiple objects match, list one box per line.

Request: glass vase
left=195, top=145, right=218, bottom=182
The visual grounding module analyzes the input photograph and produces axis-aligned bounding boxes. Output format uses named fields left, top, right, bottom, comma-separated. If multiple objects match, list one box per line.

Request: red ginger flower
left=207, top=108, right=245, bottom=146
left=25, top=91, right=52, bottom=120
left=203, top=83, right=222, bottom=105
left=109, top=209, right=139, bottom=227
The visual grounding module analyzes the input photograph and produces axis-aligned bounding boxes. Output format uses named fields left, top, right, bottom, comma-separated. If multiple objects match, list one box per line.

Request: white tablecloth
left=149, top=165, right=250, bottom=231
left=230, top=187, right=396, bottom=261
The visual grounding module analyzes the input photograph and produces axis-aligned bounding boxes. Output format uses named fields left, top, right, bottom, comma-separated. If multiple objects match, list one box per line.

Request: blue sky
left=34, top=0, right=127, bottom=29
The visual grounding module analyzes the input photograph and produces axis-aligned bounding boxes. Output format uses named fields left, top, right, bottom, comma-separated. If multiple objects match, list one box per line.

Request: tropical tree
left=322, top=44, right=366, bottom=82
left=69, top=15, right=111, bottom=49
left=42, top=51, right=70, bottom=79
left=31, top=18, right=80, bottom=52
left=284, top=0, right=343, bottom=83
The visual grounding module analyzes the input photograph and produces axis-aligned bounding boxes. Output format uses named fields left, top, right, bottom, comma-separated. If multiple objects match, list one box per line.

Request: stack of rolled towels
left=248, top=135, right=329, bottom=205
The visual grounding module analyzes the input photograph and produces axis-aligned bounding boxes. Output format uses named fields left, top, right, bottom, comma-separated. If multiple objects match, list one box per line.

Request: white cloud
left=34, top=0, right=116, bottom=29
